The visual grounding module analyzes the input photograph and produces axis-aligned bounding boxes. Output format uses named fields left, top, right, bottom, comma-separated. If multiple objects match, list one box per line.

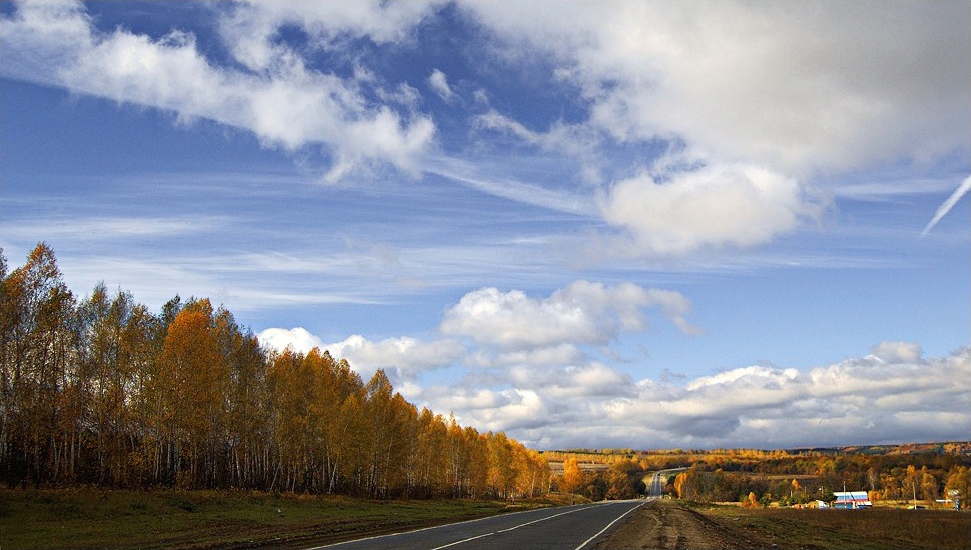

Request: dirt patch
left=596, top=500, right=794, bottom=550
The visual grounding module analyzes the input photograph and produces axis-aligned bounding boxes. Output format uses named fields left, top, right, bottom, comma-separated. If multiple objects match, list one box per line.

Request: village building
left=832, top=491, right=872, bottom=509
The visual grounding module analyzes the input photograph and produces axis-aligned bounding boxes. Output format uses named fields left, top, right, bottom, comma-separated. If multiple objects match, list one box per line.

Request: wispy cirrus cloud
left=424, top=155, right=598, bottom=217
left=1, top=215, right=231, bottom=242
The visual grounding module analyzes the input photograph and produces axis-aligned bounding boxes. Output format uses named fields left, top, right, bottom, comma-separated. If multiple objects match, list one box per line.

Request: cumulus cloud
left=431, top=387, right=550, bottom=432
left=599, top=164, right=825, bottom=256
left=508, top=362, right=635, bottom=400
left=320, top=334, right=465, bottom=380
left=870, top=341, right=923, bottom=364
left=257, top=327, right=325, bottom=354
left=440, top=280, right=700, bottom=350
left=0, top=0, right=436, bottom=182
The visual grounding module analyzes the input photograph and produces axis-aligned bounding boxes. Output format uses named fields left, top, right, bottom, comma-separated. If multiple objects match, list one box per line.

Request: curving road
left=309, top=500, right=646, bottom=550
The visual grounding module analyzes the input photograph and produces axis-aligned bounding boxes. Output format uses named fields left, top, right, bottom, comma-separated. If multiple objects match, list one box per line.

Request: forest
left=544, top=446, right=971, bottom=508
left=0, top=244, right=549, bottom=499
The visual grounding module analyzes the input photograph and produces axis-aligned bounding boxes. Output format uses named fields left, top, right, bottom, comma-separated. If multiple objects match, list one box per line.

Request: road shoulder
left=594, top=499, right=784, bottom=550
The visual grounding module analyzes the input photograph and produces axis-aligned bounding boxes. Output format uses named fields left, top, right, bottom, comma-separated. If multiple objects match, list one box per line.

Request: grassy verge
left=693, top=502, right=970, bottom=550
left=0, top=488, right=536, bottom=550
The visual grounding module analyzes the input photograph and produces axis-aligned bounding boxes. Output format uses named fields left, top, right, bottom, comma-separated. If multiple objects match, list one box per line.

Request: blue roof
left=834, top=491, right=869, bottom=501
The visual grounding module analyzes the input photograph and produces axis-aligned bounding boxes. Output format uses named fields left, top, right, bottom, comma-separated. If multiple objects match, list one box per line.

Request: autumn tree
left=216, top=308, right=269, bottom=489
left=945, top=465, right=970, bottom=508
left=156, top=301, right=228, bottom=488
left=560, top=457, right=585, bottom=495
left=408, top=408, right=448, bottom=498
left=361, top=370, right=411, bottom=498
left=0, top=244, right=77, bottom=485
left=75, top=284, right=156, bottom=485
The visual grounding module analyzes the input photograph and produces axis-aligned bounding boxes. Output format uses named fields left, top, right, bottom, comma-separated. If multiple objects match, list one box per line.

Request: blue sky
left=2, top=0, right=969, bottom=450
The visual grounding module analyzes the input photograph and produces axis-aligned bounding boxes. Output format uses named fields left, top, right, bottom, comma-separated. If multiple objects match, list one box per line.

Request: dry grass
left=0, top=488, right=519, bottom=550
left=697, top=503, right=970, bottom=550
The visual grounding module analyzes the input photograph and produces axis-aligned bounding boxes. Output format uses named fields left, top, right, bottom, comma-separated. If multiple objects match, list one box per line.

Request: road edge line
left=573, top=500, right=647, bottom=550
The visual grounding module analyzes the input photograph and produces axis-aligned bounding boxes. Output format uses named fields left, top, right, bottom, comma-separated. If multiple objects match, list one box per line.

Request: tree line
left=0, top=244, right=549, bottom=499
left=553, top=457, right=646, bottom=501
left=546, top=446, right=971, bottom=508
left=670, top=452, right=970, bottom=508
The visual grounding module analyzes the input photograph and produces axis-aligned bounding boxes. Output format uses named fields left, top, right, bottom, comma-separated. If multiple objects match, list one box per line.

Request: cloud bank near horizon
left=259, top=283, right=971, bottom=450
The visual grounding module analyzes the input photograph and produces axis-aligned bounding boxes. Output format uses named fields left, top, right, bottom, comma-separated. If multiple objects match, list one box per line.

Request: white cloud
left=541, top=344, right=970, bottom=448
left=220, top=0, right=438, bottom=71
left=424, top=155, right=597, bottom=216
left=424, top=387, right=550, bottom=432
left=428, top=68, right=455, bottom=102
left=257, top=330, right=466, bottom=382
left=0, top=0, right=436, bottom=182
left=439, top=280, right=699, bottom=350
left=262, top=311, right=968, bottom=449
left=321, top=334, right=466, bottom=380
left=869, top=341, right=923, bottom=364
left=257, top=327, right=325, bottom=354
left=922, top=175, right=971, bottom=237
left=463, top=1, right=970, bottom=174
left=508, top=362, right=635, bottom=400
left=459, top=1, right=968, bottom=257
left=471, top=343, right=587, bottom=369
left=1, top=215, right=231, bottom=242
left=599, top=164, right=826, bottom=257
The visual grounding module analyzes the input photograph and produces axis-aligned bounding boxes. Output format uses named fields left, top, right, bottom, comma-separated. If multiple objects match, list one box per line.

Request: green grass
left=696, top=503, right=971, bottom=550
left=0, top=488, right=525, bottom=550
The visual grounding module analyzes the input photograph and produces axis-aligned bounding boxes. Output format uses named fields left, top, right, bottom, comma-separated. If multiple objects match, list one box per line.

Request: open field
left=0, top=488, right=542, bottom=550
left=601, top=499, right=970, bottom=550
left=693, top=500, right=970, bottom=550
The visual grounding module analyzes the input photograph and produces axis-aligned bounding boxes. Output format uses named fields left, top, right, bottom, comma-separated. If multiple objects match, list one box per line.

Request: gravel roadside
left=595, top=499, right=791, bottom=550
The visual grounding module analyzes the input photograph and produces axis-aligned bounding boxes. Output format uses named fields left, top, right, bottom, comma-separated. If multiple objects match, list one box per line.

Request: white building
left=833, top=491, right=872, bottom=509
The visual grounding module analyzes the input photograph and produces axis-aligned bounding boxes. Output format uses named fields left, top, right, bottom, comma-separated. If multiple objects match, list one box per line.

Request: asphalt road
left=647, top=472, right=665, bottom=498
left=645, top=467, right=687, bottom=498
left=310, top=500, right=646, bottom=550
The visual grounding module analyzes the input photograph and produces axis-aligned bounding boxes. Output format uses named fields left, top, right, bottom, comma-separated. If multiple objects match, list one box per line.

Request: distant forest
left=544, top=446, right=971, bottom=507
left=0, top=244, right=549, bottom=498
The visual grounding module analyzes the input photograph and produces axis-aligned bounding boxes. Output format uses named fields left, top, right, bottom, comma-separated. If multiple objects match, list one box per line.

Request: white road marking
left=309, top=501, right=645, bottom=550
left=573, top=500, right=647, bottom=550
left=429, top=506, right=591, bottom=550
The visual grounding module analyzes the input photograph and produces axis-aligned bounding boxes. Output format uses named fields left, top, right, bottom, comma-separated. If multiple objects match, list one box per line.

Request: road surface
left=310, top=500, right=646, bottom=550
left=645, top=467, right=686, bottom=498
